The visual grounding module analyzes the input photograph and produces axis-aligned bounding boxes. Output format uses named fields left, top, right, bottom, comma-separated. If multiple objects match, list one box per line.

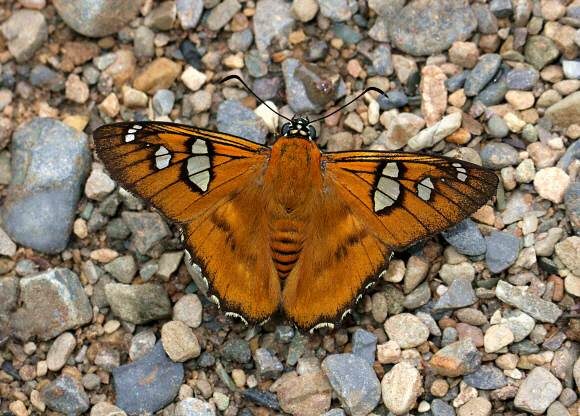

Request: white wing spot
left=260, top=317, right=271, bottom=326
left=225, top=312, right=248, bottom=326
left=356, top=294, right=363, bottom=303
left=187, top=156, right=211, bottom=191
left=191, top=139, right=208, bottom=154
left=382, top=162, right=399, bottom=178
left=456, top=167, right=467, bottom=174
left=458, top=172, right=467, bottom=182
left=341, top=309, right=351, bottom=321
left=133, top=125, right=143, bottom=129
left=452, top=162, right=462, bottom=168
left=155, top=146, right=171, bottom=169
left=365, top=282, right=375, bottom=290
left=125, top=134, right=135, bottom=142
left=128, top=129, right=137, bottom=133
left=310, top=322, right=335, bottom=333
left=210, top=295, right=220, bottom=308
left=374, top=177, right=400, bottom=211
left=417, top=177, right=434, bottom=201
left=378, top=270, right=386, bottom=279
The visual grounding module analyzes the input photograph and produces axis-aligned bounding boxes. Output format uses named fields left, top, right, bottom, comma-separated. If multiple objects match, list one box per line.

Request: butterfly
left=93, top=115, right=498, bottom=331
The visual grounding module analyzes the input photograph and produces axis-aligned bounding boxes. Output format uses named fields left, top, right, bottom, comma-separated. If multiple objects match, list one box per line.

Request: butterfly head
left=282, top=116, right=316, bottom=140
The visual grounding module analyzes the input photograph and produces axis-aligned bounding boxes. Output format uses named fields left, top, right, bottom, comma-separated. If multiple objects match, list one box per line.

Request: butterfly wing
left=323, top=151, right=499, bottom=250
left=283, top=150, right=498, bottom=330
left=93, top=121, right=280, bottom=323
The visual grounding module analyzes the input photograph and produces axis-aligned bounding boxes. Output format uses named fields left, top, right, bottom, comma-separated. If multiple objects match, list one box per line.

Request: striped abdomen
left=270, top=219, right=303, bottom=279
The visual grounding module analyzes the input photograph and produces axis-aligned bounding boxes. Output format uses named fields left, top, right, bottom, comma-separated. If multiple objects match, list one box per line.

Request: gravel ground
left=1, top=0, right=580, bottom=415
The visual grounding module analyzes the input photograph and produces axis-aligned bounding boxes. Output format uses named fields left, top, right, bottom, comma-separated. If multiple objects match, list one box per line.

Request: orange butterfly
left=94, top=114, right=497, bottom=331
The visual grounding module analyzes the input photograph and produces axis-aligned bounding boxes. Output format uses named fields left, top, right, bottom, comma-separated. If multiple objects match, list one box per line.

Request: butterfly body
left=94, top=119, right=498, bottom=331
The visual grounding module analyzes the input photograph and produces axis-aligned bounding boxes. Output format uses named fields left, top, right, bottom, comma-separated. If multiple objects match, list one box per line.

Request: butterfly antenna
left=219, top=75, right=293, bottom=123
left=309, top=87, right=388, bottom=124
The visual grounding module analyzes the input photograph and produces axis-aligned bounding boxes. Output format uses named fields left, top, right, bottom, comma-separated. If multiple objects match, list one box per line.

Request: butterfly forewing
left=324, top=151, right=499, bottom=250
left=94, top=122, right=270, bottom=223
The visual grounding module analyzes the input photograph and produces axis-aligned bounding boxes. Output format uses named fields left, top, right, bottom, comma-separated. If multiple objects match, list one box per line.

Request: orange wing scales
left=94, top=121, right=498, bottom=331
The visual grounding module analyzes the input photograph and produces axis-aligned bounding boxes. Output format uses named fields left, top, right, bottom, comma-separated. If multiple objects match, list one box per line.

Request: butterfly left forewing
left=93, top=121, right=269, bottom=223
left=324, top=151, right=499, bottom=249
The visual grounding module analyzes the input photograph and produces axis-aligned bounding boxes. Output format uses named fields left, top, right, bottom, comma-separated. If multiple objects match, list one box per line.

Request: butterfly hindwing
left=324, top=151, right=499, bottom=250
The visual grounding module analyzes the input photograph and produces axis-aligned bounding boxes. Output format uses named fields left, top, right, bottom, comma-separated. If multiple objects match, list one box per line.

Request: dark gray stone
left=321, top=354, right=381, bottom=415
left=9, top=268, right=92, bottom=341
left=485, top=232, right=519, bottom=273
left=506, top=68, right=540, bottom=90
left=481, top=142, right=519, bottom=169
left=29, top=65, right=66, bottom=91
left=465, top=54, right=502, bottom=96
left=216, top=99, right=269, bottom=145
left=41, top=374, right=89, bottom=415
left=254, top=348, right=284, bottom=381
left=253, top=0, right=293, bottom=58
left=442, top=219, right=486, bottom=256
left=352, top=328, right=378, bottom=368
left=221, top=339, right=252, bottom=363
left=565, top=181, right=580, bottom=234
left=463, top=365, right=507, bottom=389
left=434, top=278, right=477, bottom=311
left=2, top=118, right=90, bottom=253
left=282, top=59, right=347, bottom=114
left=121, top=211, right=171, bottom=256
left=471, top=3, right=499, bottom=34
left=105, top=283, right=172, bottom=325
left=389, top=0, right=477, bottom=56
left=113, top=340, right=184, bottom=415
left=474, top=64, right=510, bottom=106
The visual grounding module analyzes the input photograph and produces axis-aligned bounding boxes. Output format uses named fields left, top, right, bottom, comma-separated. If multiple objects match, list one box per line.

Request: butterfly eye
left=308, top=125, right=316, bottom=140
left=282, top=123, right=291, bottom=136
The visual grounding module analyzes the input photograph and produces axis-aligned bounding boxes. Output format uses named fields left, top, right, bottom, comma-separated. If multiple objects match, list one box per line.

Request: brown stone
left=133, top=57, right=182, bottom=94
left=61, top=41, right=101, bottom=66
left=420, top=65, right=447, bottom=126
left=448, top=42, right=479, bottom=69
left=105, top=49, right=136, bottom=85
left=445, top=127, right=471, bottom=144
left=276, top=372, right=332, bottom=416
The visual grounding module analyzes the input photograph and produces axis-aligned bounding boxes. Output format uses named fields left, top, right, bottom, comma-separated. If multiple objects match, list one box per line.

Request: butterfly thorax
left=264, top=137, right=323, bottom=280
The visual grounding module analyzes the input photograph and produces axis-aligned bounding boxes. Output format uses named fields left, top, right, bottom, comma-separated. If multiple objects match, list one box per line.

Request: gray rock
left=41, top=374, right=89, bottom=414
left=481, top=142, right=519, bottom=169
left=463, top=365, right=507, bottom=389
left=485, top=232, right=519, bottom=273
left=221, top=339, right=252, bottom=363
left=546, top=91, right=580, bottom=128
left=175, top=398, right=216, bottom=416
left=442, top=219, right=486, bottom=256
left=487, top=114, right=509, bottom=138
left=29, top=65, right=66, bottom=91
left=176, top=0, right=204, bottom=29
left=474, top=64, right=510, bottom=106
left=282, top=59, right=347, bottom=114
left=217, top=99, right=269, bottom=145
left=2, top=118, right=90, bottom=253
left=121, top=211, right=171, bottom=256
left=389, top=0, right=477, bottom=56
left=445, top=69, right=470, bottom=92
left=471, top=3, right=499, bottom=34
left=352, top=328, right=378, bottom=368
left=506, top=68, right=540, bottom=90
left=434, top=278, right=477, bottom=311
left=430, top=338, right=482, bottom=377
left=134, top=26, right=155, bottom=61
left=113, top=340, right=184, bottom=415
left=53, top=0, right=142, bottom=37
left=254, top=348, right=284, bottom=381
left=490, top=0, right=513, bottom=18
left=431, top=398, right=455, bottom=416
left=1, top=10, right=48, bottom=63
left=318, top=0, right=352, bottom=21
left=253, top=0, right=293, bottom=58
left=144, top=1, right=177, bottom=30
left=0, top=276, right=19, bottom=325
left=152, top=89, right=175, bottom=116
left=105, top=283, right=172, bottom=324
left=227, top=29, right=254, bottom=53
left=563, top=59, right=580, bottom=79
left=501, top=189, right=547, bottom=225
left=9, top=268, right=92, bottom=341
left=496, top=280, right=562, bottom=323
left=524, top=36, right=560, bottom=70
left=500, top=309, right=535, bottom=342
left=103, top=255, right=137, bottom=284
left=565, top=182, right=580, bottom=234
left=321, top=354, right=381, bottom=416
left=514, top=367, right=562, bottom=414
